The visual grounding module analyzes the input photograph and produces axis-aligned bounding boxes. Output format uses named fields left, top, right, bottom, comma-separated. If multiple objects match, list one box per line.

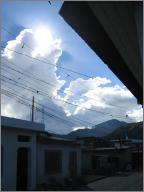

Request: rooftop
left=1, top=116, right=78, bottom=144
left=83, top=146, right=131, bottom=152
left=1, top=116, right=45, bottom=132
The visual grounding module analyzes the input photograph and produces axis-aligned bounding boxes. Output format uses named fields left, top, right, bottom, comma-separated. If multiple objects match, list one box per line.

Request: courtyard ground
left=36, top=171, right=143, bottom=191
left=87, top=171, right=143, bottom=191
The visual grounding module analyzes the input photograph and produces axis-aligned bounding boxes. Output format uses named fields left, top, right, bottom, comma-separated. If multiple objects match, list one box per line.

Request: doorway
left=92, top=155, right=100, bottom=170
left=69, top=152, right=77, bottom=177
left=16, top=147, right=29, bottom=191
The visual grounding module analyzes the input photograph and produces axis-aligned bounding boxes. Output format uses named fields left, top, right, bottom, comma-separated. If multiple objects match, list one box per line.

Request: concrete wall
left=82, top=149, right=132, bottom=174
left=37, top=143, right=81, bottom=185
left=82, top=153, right=110, bottom=174
left=1, top=126, right=82, bottom=190
left=82, top=153, right=92, bottom=173
left=1, top=128, right=37, bottom=191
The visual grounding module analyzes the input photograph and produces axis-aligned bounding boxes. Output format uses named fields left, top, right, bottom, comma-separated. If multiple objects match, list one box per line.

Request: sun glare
left=34, top=27, right=53, bottom=44
left=32, top=26, right=53, bottom=57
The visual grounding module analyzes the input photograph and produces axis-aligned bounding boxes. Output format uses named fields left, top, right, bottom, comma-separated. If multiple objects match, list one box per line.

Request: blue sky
left=1, top=1, right=142, bottom=133
left=2, top=0, right=124, bottom=88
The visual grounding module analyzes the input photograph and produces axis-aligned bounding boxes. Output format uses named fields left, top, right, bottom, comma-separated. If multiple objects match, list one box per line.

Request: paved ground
left=83, top=174, right=108, bottom=183
left=87, top=172, right=143, bottom=191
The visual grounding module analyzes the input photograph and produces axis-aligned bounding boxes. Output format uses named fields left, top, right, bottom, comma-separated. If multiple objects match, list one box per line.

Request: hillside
left=66, top=119, right=127, bottom=139
left=107, top=121, right=143, bottom=139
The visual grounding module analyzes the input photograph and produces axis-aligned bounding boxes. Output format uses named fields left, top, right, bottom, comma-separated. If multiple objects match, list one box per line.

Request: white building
left=1, top=116, right=81, bottom=191
left=37, top=133, right=82, bottom=187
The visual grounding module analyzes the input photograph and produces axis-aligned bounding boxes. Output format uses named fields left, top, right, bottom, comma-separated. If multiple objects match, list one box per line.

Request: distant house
left=76, top=137, right=132, bottom=174
left=82, top=146, right=132, bottom=174
left=1, top=116, right=81, bottom=191
left=76, top=136, right=112, bottom=148
left=111, top=139, right=143, bottom=170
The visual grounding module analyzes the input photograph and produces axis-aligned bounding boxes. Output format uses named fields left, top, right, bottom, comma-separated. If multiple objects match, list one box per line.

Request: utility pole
left=42, top=107, right=45, bottom=124
left=32, top=96, right=35, bottom=122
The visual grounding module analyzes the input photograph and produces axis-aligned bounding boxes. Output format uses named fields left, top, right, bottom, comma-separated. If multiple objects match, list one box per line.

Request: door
left=92, top=155, right=100, bottom=170
left=69, top=152, right=77, bottom=177
left=16, top=148, right=29, bottom=191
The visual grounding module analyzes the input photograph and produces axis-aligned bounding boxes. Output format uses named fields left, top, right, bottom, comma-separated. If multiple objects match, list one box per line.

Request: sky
left=1, top=0, right=143, bottom=134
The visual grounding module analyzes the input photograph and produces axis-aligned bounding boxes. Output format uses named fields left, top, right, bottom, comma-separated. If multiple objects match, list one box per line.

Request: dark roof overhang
left=60, top=1, right=143, bottom=105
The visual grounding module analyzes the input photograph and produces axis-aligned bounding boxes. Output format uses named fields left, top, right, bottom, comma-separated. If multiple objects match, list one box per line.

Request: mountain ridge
left=107, top=121, right=143, bottom=139
left=49, top=119, right=142, bottom=140
left=61, top=119, right=127, bottom=139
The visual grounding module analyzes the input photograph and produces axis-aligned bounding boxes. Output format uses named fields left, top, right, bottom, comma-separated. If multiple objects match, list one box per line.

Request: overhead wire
left=1, top=80, right=99, bottom=127
left=1, top=74, right=128, bottom=120
left=1, top=87, right=95, bottom=127
left=1, top=88, right=73, bottom=126
left=1, top=27, right=130, bottom=122
left=2, top=27, right=125, bottom=99
left=1, top=73, right=121, bottom=117
left=2, top=88, right=125, bottom=135
left=1, top=47, right=129, bottom=110
left=2, top=58, right=127, bottom=112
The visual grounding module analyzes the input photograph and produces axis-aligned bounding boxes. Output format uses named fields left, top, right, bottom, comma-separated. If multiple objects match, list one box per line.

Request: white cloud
left=60, top=77, right=143, bottom=124
left=73, top=126, right=91, bottom=131
left=127, top=107, right=143, bottom=122
left=2, top=29, right=33, bottom=59
left=1, top=95, right=29, bottom=119
left=73, top=126, right=86, bottom=131
left=1, top=28, right=65, bottom=123
left=1, top=28, right=143, bottom=134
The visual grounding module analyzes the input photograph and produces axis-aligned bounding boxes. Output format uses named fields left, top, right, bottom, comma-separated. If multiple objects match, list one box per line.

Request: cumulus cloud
left=73, top=126, right=91, bottom=131
left=59, top=77, right=143, bottom=125
left=58, top=77, right=111, bottom=115
left=127, top=107, right=143, bottom=122
left=1, top=28, right=143, bottom=134
left=2, top=28, right=65, bottom=95
left=1, top=28, right=65, bottom=121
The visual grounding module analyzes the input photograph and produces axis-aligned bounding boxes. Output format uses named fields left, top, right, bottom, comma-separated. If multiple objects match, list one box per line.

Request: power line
left=2, top=58, right=129, bottom=111
left=1, top=78, right=114, bottom=126
left=1, top=74, right=128, bottom=120
left=2, top=27, right=92, bottom=79
left=2, top=27, right=33, bottom=51
left=1, top=88, right=73, bottom=126
left=1, top=89, right=126, bottom=134
left=2, top=46, right=129, bottom=110
left=1, top=87, right=95, bottom=127
left=1, top=63, right=100, bottom=117
left=1, top=90, right=66, bottom=135
left=4, top=84, right=99, bottom=126
left=1, top=64, right=128, bottom=119
left=1, top=26, right=127, bottom=89
left=1, top=74, right=118, bottom=117
left=1, top=28, right=131, bottom=118
left=2, top=25, right=114, bottom=90
left=1, top=46, right=95, bottom=79
left=2, top=27, right=127, bottom=103
left=2, top=58, right=74, bottom=94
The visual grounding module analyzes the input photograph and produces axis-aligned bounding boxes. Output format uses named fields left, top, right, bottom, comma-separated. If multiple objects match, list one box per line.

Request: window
left=45, top=150, right=62, bottom=175
left=18, top=135, right=31, bottom=142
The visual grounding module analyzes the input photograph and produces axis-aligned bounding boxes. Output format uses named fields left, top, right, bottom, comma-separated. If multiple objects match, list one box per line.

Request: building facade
left=1, top=116, right=81, bottom=191
left=76, top=137, right=132, bottom=174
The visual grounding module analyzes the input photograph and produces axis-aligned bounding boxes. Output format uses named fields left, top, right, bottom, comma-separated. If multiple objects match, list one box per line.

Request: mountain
left=65, top=119, right=127, bottom=139
left=107, top=121, right=143, bottom=140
